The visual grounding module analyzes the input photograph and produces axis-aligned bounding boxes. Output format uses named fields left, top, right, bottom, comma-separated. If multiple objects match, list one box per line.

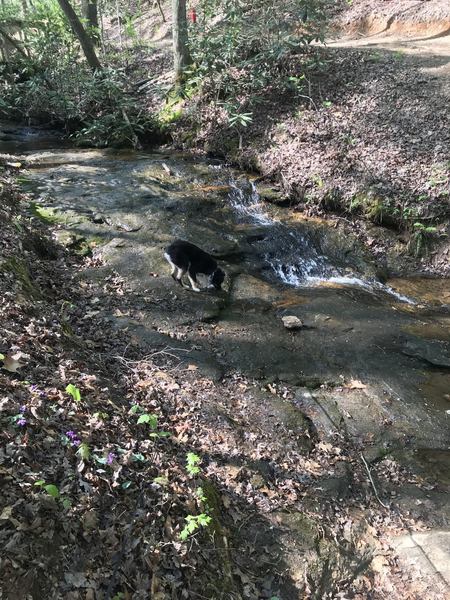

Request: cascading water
left=228, top=179, right=273, bottom=226
left=227, top=178, right=414, bottom=303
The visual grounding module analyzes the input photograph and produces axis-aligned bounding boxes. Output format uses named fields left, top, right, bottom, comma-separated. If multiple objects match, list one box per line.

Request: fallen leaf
left=2, top=352, right=26, bottom=372
left=346, top=379, right=367, bottom=390
left=0, top=506, right=13, bottom=520
left=222, top=495, right=231, bottom=509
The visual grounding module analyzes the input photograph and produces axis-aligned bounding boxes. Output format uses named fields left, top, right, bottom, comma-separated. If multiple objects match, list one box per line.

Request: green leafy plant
left=34, top=479, right=70, bottom=506
left=227, top=109, right=253, bottom=129
left=186, top=0, right=328, bottom=108
left=186, top=452, right=202, bottom=476
left=286, top=74, right=306, bottom=94
left=179, top=452, right=214, bottom=540
left=77, top=442, right=90, bottom=461
left=409, top=222, right=439, bottom=257
left=195, top=486, right=207, bottom=502
left=0, top=1, right=156, bottom=147
left=223, top=104, right=253, bottom=149
left=65, top=383, right=81, bottom=402
left=134, top=408, right=170, bottom=438
left=137, top=413, right=158, bottom=427
left=35, top=479, right=59, bottom=497
left=180, top=513, right=212, bottom=541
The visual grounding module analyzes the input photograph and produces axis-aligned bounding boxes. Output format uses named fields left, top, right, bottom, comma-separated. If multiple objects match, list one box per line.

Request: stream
left=2, top=124, right=450, bottom=582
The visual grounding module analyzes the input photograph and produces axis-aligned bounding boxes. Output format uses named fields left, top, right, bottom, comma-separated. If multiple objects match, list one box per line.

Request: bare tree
left=56, top=0, right=101, bottom=70
left=172, top=0, right=191, bottom=83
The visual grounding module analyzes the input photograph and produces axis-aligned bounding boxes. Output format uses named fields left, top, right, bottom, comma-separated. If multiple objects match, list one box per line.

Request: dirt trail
left=329, top=28, right=450, bottom=60
left=329, top=3, right=450, bottom=76
left=327, top=26, right=450, bottom=109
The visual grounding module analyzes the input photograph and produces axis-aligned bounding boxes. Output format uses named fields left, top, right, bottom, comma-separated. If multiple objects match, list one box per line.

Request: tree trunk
left=81, top=0, right=99, bottom=43
left=0, top=25, right=28, bottom=59
left=172, top=0, right=191, bottom=83
left=56, top=0, right=101, bottom=70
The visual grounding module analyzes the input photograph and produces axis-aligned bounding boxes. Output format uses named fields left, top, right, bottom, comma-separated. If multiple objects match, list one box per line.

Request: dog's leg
left=187, top=269, right=201, bottom=292
left=176, top=268, right=190, bottom=288
left=165, top=254, right=180, bottom=283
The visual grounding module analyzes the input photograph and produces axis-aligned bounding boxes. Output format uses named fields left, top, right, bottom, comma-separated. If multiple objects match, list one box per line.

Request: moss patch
left=2, top=256, right=42, bottom=299
left=30, top=202, right=63, bottom=224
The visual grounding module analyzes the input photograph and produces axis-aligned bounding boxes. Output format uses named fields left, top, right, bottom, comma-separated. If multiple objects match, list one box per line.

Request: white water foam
left=307, top=276, right=416, bottom=304
left=228, top=180, right=273, bottom=226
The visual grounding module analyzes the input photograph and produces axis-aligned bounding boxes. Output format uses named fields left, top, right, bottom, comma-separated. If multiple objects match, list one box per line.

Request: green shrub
left=186, top=0, right=329, bottom=109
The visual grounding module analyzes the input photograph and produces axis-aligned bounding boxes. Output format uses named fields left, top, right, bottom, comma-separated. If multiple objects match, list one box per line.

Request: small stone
left=281, top=315, right=303, bottom=330
left=91, top=213, right=105, bottom=224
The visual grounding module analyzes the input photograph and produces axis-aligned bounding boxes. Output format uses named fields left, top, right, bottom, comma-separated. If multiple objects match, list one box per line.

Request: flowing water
left=228, top=179, right=416, bottom=303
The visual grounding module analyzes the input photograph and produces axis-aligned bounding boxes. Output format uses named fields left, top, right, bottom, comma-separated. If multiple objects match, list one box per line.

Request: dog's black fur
left=164, top=240, right=225, bottom=292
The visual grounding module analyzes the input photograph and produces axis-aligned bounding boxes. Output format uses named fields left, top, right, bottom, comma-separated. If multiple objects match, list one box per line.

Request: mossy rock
left=30, top=203, right=63, bottom=224
left=53, top=230, right=92, bottom=256
left=257, top=185, right=287, bottom=205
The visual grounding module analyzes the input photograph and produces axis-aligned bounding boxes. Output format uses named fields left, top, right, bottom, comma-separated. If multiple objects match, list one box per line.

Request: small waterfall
left=228, top=180, right=273, bottom=225
left=227, top=178, right=415, bottom=304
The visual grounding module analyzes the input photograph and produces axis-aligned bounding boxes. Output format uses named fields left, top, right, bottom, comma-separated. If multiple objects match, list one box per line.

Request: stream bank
left=1, top=126, right=449, bottom=597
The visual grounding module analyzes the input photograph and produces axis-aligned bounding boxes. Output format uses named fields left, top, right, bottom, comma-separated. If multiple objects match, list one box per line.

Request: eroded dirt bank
left=1, top=135, right=449, bottom=598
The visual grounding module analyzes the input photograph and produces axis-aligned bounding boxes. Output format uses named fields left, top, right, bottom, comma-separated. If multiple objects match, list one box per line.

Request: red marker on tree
left=189, top=7, right=197, bottom=23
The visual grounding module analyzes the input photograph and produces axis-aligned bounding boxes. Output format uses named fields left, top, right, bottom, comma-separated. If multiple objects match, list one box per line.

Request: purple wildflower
left=29, top=385, right=45, bottom=397
left=65, top=430, right=81, bottom=447
left=107, top=452, right=116, bottom=465
left=17, top=418, right=27, bottom=426
left=20, top=405, right=27, bottom=413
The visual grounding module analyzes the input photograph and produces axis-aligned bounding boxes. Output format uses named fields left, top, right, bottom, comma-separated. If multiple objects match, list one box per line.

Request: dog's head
left=210, top=268, right=225, bottom=290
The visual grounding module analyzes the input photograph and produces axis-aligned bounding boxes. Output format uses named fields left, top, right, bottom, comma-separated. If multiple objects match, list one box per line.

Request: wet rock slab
left=402, top=337, right=450, bottom=367
left=392, top=530, right=450, bottom=593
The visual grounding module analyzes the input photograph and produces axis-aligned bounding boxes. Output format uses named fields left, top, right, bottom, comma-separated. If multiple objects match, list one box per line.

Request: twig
left=360, top=452, right=389, bottom=509
left=121, top=108, right=141, bottom=150
left=297, top=93, right=318, bottom=111
left=114, top=345, right=192, bottom=368
left=153, top=0, right=166, bottom=22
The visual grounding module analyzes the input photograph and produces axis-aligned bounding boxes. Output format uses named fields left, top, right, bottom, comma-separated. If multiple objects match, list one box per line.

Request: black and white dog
left=164, top=240, right=225, bottom=292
